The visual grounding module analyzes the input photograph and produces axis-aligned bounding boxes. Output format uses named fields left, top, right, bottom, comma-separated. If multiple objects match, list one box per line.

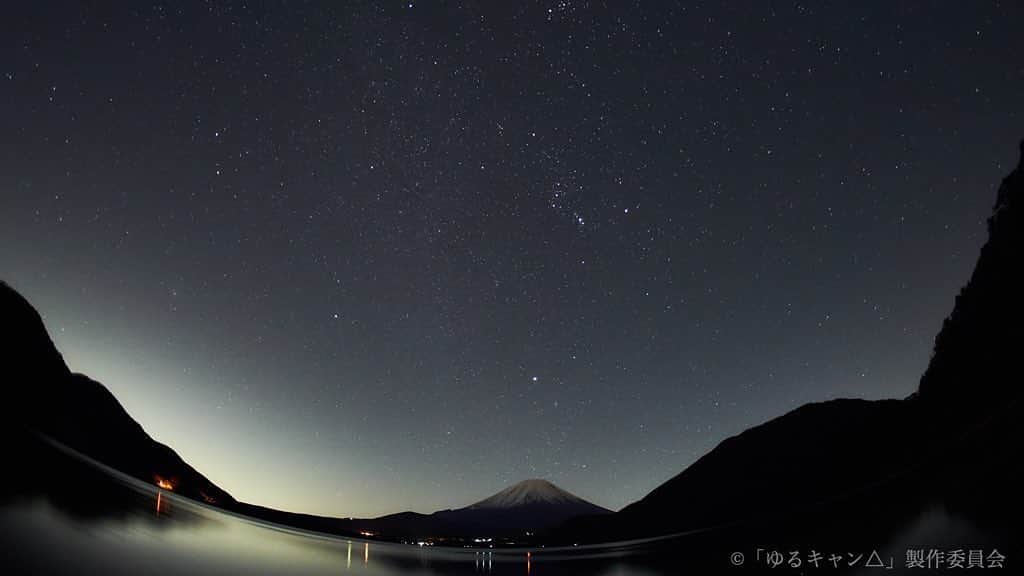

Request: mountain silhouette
left=350, top=478, right=610, bottom=539
left=0, top=280, right=235, bottom=508
left=468, top=478, right=603, bottom=510
left=563, top=140, right=1024, bottom=545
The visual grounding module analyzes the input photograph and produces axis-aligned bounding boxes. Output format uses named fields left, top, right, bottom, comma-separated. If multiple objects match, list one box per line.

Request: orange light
left=154, top=476, right=174, bottom=490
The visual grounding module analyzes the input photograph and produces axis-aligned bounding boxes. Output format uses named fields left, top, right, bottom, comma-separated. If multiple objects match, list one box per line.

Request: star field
left=1, top=2, right=1022, bottom=517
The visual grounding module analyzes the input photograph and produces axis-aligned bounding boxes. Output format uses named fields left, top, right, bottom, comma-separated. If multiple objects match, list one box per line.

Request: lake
left=0, top=439, right=1004, bottom=575
left=0, top=466, right=683, bottom=576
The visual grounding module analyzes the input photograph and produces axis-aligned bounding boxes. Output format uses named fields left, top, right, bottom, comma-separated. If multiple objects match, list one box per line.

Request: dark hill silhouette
left=0, top=280, right=235, bottom=507
left=608, top=399, right=926, bottom=537
left=562, top=140, right=1024, bottom=546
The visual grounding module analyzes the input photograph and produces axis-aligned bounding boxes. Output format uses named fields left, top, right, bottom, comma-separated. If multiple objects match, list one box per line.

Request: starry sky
left=2, top=2, right=1022, bottom=518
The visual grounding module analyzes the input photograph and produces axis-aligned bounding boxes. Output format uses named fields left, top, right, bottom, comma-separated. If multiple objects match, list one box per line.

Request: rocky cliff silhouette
left=917, top=142, right=1024, bottom=412
left=563, top=140, right=1024, bottom=546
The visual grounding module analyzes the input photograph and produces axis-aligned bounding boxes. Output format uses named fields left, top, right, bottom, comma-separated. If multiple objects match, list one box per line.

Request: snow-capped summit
left=469, top=478, right=591, bottom=509
left=357, top=478, right=611, bottom=537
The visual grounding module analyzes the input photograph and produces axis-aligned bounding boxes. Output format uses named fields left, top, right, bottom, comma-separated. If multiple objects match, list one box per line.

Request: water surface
left=0, top=471, right=676, bottom=575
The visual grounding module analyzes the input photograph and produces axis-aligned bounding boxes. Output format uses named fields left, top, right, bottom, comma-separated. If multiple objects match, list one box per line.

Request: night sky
left=2, top=2, right=1022, bottom=518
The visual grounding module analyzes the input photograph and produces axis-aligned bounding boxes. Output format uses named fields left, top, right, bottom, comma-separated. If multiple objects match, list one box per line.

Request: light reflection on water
left=4, top=437, right=994, bottom=575
left=0, top=477, right=673, bottom=576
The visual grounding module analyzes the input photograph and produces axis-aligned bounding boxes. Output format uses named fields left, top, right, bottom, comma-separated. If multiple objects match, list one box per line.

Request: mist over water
left=0, top=461, right=674, bottom=576
left=0, top=499, right=673, bottom=575
left=1, top=459, right=987, bottom=576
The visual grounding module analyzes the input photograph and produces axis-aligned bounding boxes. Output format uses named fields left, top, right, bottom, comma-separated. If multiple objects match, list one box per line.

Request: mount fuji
left=352, top=478, right=611, bottom=539
left=468, top=478, right=599, bottom=510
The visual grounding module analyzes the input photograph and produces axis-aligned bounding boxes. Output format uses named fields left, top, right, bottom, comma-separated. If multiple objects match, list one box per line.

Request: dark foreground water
left=0, top=446, right=695, bottom=576
left=0, top=488, right=683, bottom=576
left=0, top=440, right=1010, bottom=575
